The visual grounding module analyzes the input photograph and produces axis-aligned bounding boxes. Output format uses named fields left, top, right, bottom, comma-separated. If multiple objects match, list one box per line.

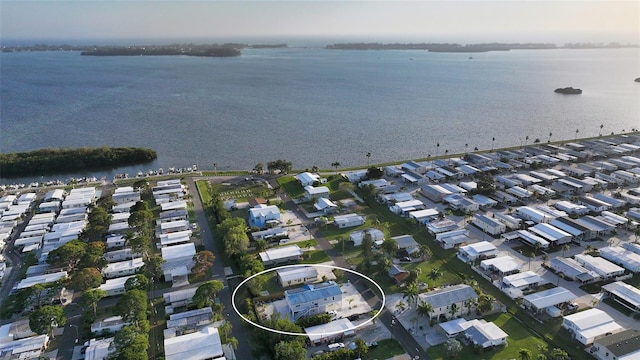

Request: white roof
left=460, top=241, right=497, bottom=256
left=16, top=271, right=67, bottom=289
left=529, top=223, right=572, bottom=241
left=465, top=320, right=509, bottom=344
left=164, top=326, right=223, bottom=360
left=602, top=281, right=640, bottom=309
left=503, top=271, right=547, bottom=288
left=480, top=256, right=521, bottom=274
left=160, top=201, right=188, bottom=211
left=599, top=246, right=640, bottom=271
left=277, top=266, right=318, bottom=283
left=304, top=318, right=355, bottom=343
left=163, top=287, right=197, bottom=304
left=159, top=230, right=193, bottom=246
left=103, top=258, right=144, bottom=275
left=563, top=308, right=615, bottom=331
left=574, top=254, right=625, bottom=276
left=161, top=243, right=196, bottom=260
left=409, top=208, right=439, bottom=219
left=249, top=205, right=280, bottom=217
left=304, top=185, right=330, bottom=195
left=259, top=245, right=303, bottom=263
left=99, top=275, right=136, bottom=291
left=523, top=287, right=577, bottom=309
left=296, top=172, right=320, bottom=184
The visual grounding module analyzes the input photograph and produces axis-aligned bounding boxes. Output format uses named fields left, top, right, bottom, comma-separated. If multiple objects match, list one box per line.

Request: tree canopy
left=192, top=280, right=225, bottom=308
left=47, top=240, right=86, bottom=270
left=68, top=267, right=103, bottom=291
left=29, top=305, right=66, bottom=337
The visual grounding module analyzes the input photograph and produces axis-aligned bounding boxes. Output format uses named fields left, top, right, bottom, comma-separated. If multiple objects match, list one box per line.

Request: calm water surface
left=1, top=47, right=639, bottom=183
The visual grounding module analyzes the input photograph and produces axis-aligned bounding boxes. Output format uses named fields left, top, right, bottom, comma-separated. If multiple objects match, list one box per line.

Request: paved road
left=273, top=178, right=430, bottom=360
left=187, top=177, right=252, bottom=360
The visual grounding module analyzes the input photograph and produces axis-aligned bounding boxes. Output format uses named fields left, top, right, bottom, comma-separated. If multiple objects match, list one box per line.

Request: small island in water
left=0, top=147, right=157, bottom=178
left=81, top=44, right=241, bottom=57
left=554, top=87, right=583, bottom=95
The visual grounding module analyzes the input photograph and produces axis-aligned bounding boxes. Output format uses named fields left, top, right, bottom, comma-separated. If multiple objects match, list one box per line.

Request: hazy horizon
left=1, top=1, right=638, bottom=46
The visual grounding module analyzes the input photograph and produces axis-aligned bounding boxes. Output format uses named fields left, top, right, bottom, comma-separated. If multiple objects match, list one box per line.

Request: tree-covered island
left=0, top=147, right=157, bottom=178
left=80, top=44, right=241, bottom=57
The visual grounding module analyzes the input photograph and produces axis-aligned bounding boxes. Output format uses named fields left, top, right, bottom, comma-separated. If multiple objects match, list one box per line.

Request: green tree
left=477, top=293, right=495, bottom=313
left=192, top=250, right=216, bottom=276
left=115, top=289, right=148, bottom=325
left=79, top=241, right=107, bottom=270
left=47, top=240, right=87, bottom=270
left=29, top=305, right=66, bottom=338
left=192, top=280, right=224, bottom=308
left=223, top=227, right=250, bottom=257
left=402, top=282, right=419, bottom=309
left=255, top=239, right=268, bottom=252
left=274, top=340, right=306, bottom=360
left=519, top=348, right=532, bottom=360
left=550, top=348, right=569, bottom=360
left=444, top=338, right=462, bottom=358
left=81, top=289, right=107, bottom=317
left=110, top=325, right=149, bottom=360
left=381, top=238, right=398, bottom=257
left=68, top=267, right=103, bottom=291
left=80, top=205, right=112, bottom=242
left=417, top=300, right=434, bottom=320
left=253, top=162, right=264, bottom=174
left=143, top=256, right=165, bottom=281
left=366, top=166, right=383, bottom=179
left=124, top=231, right=151, bottom=258
left=124, top=274, right=149, bottom=292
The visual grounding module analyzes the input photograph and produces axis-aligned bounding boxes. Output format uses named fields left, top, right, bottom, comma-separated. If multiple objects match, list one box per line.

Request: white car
left=327, top=343, right=345, bottom=351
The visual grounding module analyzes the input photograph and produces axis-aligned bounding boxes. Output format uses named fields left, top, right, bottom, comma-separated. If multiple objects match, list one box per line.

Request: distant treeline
left=81, top=45, right=240, bottom=57
left=0, top=147, right=157, bottom=178
left=2, top=43, right=288, bottom=53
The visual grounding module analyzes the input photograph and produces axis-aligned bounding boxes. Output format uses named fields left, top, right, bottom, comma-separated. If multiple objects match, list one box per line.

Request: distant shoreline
left=2, top=41, right=637, bottom=54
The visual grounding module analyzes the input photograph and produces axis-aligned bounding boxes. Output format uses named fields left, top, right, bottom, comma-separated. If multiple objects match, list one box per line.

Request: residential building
left=84, top=337, right=114, bottom=360
left=333, top=214, right=365, bottom=229
left=304, top=318, right=356, bottom=346
left=102, top=258, right=144, bottom=279
left=259, top=245, right=303, bottom=266
left=349, top=228, right=384, bottom=247
left=392, top=235, right=420, bottom=255
left=248, top=204, right=281, bottom=229
left=562, top=309, right=624, bottom=345
left=464, top=320, right=509, bottom=348
left=599, top=246, right=640, bottom=273
left=277, top=266, right=318, bottom=287
left=98, top=275, right=136, bottom=296
left=418, top=284, right=478, bottom=321
left=473, top=214, right=506, bottom=236
left=435, top=229, right=470, bottom=250
left=574, top=254, right=625, bottom=279
left=304, top=185, right=330, bottom=201
left=295, top=172, right=321, bottom=186
left=314, top=197, right=338, bottom=214
left=480, top=256, right=521, bottom=276
left=602, top=281, right=640, bottom=312
left=549, top=257, right=600, bottom=283
left=590, top=329, right=640, bottom=360
left=522, top=287, right=577, bottom=314
left=164, top=326, right=224, bottom=360
left=91, top=316, right=129, bottom=335
left=285, top=281, right=342, bottom=321
left=457, top=241, right=498, bottom=264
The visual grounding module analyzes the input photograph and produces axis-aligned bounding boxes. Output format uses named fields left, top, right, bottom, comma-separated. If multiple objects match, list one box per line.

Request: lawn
left=277, top=175, right=305, bottom=199
left=363, top=338, right=405, bottom=360
left=427, top=313, right=550, bottom=360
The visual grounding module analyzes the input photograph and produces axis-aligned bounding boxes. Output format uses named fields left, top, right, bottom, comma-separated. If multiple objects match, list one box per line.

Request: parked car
left=328, top=343, right=345, bottom=351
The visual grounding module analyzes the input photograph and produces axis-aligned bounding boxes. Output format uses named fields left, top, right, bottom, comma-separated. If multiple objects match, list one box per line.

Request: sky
left=1, top=1, right=638, bottom=45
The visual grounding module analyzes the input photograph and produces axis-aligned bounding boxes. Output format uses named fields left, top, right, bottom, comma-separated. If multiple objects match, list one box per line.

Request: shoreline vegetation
left=0, top=147, right=157, bottom=178
left=1, top=41, right=636, bottom=54
left=1, top=43, right=287, bottom=55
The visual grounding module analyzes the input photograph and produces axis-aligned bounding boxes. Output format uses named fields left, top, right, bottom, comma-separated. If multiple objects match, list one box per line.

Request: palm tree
left=562, top=244, right=570, bottom=258
left=599, top=124, right=604, bottom=136
left=491, top=137, right=495, bottom=151
left=416, top=301, right=434, bottom=320
left=575, top=128, right=579, bottom=141
left=436, top=142, right=440, bottom=158
left=402, top=282, right=419, bottom=309
left=331, top=161, right=341, bottom=174
left=448, top=303, right=458, bottom=319
left=525, top=135, right=529, bottom=147
left=395, top=300, right=406, bottom=313
left=519, top=348, right=533, bottom=360
left=548, top=132, right=553, bottom=143
left=366, top=152, right=372, bottom=166
left=464, top=143, right=468, bottom=155
left=429, top=268, right=441, bottom=280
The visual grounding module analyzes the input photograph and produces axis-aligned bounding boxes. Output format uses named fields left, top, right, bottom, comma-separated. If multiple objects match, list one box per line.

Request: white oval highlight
left=231, top=263, right=386, bottom=337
